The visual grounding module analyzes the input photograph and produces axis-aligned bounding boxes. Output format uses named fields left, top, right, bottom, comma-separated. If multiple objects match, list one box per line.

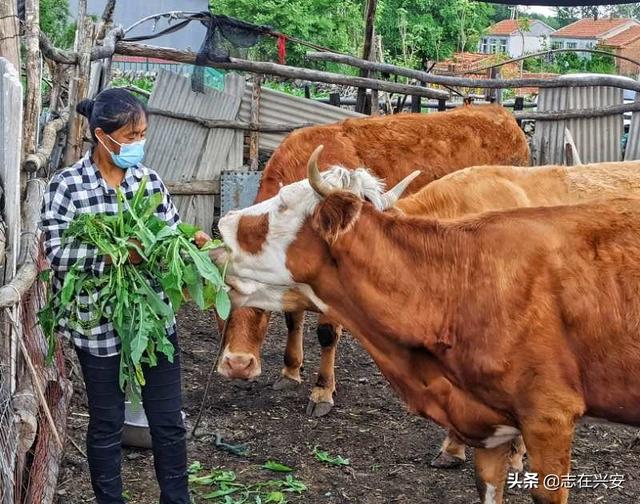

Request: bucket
left=122, top=401, right=186, bottom=449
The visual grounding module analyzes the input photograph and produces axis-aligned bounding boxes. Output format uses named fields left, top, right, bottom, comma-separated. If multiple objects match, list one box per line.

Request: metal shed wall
left=533, top=78, right=625, bottom=165
left=238, top=85, right=365, bottom=152
left=144, top=70, right=245, bottom=233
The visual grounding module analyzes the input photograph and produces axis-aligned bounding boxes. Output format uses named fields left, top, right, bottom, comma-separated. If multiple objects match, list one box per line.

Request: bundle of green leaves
left=38, top=177, right=230, bottom=401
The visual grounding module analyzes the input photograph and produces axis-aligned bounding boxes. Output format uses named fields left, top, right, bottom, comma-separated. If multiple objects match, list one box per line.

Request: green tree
left=376, top=0, right=493, bottom=66
left=40, top=0, right=75, bottom=48
left=210, top=0, right=363, bottom=67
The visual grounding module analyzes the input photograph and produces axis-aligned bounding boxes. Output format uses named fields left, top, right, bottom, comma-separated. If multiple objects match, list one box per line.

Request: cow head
left=213, top=146, right=419, bottom=327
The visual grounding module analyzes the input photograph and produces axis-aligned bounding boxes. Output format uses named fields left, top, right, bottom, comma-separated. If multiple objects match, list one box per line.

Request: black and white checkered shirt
left=39, top=150, right=181, bottom=357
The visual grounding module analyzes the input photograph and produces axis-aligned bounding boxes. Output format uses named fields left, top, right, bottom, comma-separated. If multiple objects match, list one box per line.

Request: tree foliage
left=376, top=0, right=493, bottom=66
left=40, top=0, right=75, bottom=48
left=210, top=0, right=363, bottom=66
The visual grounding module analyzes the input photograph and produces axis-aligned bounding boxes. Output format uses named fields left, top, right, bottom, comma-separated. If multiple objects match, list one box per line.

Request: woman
left=40, top=88, right=207, bottom=504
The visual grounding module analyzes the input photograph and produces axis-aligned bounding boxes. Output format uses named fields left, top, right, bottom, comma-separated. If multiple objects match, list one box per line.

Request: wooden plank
left=305, top=51, right=640, bottom=93
left=113, top=41, right=450, bottom=99
left=23, top=0, right=42, bottom=157
left=64, top=17, right=94, bottom=165
left=0, top=0, right=20, bottom=70
left=165, top=180, right=220, bottom=195
left=148, top=107, right=314, bottom=133
left=356, top=0, right=378, bottom=113
left=514, top=101, right=640, bottom=121
left=249, top=75, right=262, bottom=170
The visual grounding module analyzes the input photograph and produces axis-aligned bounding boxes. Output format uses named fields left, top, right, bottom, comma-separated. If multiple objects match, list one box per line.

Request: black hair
left=76, top=88, right=147, bottom=141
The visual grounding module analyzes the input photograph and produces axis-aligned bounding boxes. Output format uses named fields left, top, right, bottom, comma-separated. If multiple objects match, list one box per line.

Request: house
left=601, top=25, right=640, bottom=76
left=549, top=17, right=639, bottom=52
left=479, top=19, right=554, bottom=58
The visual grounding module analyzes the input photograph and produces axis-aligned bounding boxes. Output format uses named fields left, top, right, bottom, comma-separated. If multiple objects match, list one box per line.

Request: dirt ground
left=57, top=304, right=640, bottom=504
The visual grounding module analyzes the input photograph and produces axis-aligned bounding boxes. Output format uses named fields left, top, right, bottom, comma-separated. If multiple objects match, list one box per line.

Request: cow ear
left=312, top=194, right=363, bottom=244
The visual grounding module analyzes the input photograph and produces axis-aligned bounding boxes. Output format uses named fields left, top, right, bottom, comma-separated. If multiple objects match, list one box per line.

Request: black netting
left=123, top=12, right=272, bottom=93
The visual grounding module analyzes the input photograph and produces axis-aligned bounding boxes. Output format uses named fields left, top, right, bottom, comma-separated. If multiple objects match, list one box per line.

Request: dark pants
left=75, top=338, right=189, bottom=504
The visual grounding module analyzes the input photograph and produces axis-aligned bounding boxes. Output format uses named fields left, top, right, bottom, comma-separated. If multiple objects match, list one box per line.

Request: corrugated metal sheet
left=533, top=75, right=625, bottom=165
left=145, top=70, right=245, bottom=233
left=625, top=93, right=640, bottom=161
left=238, top=85, right=364, bottom=152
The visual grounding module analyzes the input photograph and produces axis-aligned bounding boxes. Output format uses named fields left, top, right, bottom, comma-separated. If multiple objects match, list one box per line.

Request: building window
left=566, top=42, right=578, bottom=49
left=551, top=40, right=564, bottom=50
left=481, top=38, right=508, bottom=54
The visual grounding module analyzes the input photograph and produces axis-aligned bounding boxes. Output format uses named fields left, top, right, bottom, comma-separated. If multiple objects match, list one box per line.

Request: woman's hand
left=194, top=230, right=211, bottom=249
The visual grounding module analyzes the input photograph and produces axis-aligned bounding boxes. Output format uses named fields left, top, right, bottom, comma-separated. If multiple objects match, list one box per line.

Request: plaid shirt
left=39, top=151, right=181, bottom=357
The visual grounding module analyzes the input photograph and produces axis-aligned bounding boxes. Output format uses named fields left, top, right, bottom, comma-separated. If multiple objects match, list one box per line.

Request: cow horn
left=307, top=145, right=333, bottom=198
left=380, top=170, right=422, bottom=209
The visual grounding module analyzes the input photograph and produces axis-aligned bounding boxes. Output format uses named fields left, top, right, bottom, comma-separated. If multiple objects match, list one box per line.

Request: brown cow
left=213, top=153, right=640, bottom=504
left=217, top=104, right=530, bottom=419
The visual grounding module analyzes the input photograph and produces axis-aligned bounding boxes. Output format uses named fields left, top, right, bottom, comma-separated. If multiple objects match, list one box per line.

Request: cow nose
left=219, top=353, right=259, bottom=379
left=210, top=246, right=229, bottom=267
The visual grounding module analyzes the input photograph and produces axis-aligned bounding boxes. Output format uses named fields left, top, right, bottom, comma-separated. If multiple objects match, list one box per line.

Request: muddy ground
left=57, top=304, right=639, bottom=504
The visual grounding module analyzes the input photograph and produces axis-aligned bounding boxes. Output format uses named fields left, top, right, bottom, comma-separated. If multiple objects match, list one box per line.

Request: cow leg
left=474, top=442, right=511, bottom=504
left=306, top=319, right=341, bottom=417
left=520, top=416, right=575, bottom=504
left=508, top=435, right=526, bottom=473
left=273, top=311, right=305, bottom=390
left=431, top=431, right=466, bottom=469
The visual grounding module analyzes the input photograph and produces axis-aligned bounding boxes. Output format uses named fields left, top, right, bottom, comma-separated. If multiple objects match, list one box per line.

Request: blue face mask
left=100, top=134, right=146, bottom=169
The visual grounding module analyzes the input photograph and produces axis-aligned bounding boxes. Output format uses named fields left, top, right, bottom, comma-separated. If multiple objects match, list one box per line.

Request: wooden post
left=411, top=94, right=422, bottom=113
left=329, top=92, right=341, bottom=107
left=304, top=84, right=311, bottom=99
left=564, top=127, right=582, bottom=166
left=396, top=96, right=404, bottom=113
left=23, top=0, right=42, bottom=158
left=438, top=99, right=447, bottom=112
left=490, top=67, right=503, bottom=105
left=0, top=0, right=20, bottom=71
left=64, top=16, right=94, bottom=166
left=371, top=89, right=379, bottom=116
left=355, top=0, right=378, bottom=113
left=249, top=75, right=262, bottom=171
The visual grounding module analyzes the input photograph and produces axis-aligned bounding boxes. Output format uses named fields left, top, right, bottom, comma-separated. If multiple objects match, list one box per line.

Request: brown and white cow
left=213, top=150, right=640, bottom=504
left=217, top=104, right=530, bottom=419
left=221, top=156, right=640, bottom=469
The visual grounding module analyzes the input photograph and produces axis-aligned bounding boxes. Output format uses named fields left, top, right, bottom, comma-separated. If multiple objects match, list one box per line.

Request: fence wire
left=1, top=244, right=72, bottom=504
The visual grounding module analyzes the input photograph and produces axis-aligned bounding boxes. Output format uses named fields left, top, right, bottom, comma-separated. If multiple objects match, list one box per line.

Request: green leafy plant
left=312, top=447, right=350, bottom=467
left=189, top=465, right=306, bottom=503
left=38, top=177, right=230, bottom=402
left=262, top=461, right=294, bottom=473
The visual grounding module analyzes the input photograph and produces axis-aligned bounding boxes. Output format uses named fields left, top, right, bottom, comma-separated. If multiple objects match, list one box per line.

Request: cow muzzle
left=217, top=350, right=261, bottom=380
left=210, top=246, right=230, bottom=267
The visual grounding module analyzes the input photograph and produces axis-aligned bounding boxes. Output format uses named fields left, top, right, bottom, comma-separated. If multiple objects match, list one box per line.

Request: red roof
left=551, top=18, right=636, bottom=39
left=603, top=25, right=640, bottom=47
left=488, top=19, right=520, bottom=36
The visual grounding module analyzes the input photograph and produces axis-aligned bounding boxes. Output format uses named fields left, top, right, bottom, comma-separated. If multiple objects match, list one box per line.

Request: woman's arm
left=39, top=175, right=108, bottom=274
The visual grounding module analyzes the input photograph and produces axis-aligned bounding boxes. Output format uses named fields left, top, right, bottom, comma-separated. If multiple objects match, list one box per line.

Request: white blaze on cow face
left=217, top=166, right=387, bottom=311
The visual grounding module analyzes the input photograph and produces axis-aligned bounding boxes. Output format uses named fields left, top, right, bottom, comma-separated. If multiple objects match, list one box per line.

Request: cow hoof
left=273, top=376, right=301, bottom=391
left=306, top=400, right=334, bottom=417
left=430, top=450, right=465, bottom=469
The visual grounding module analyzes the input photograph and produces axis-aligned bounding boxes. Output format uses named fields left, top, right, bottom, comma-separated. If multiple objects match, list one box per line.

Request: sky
left=525, top=6, right=555, bottom=17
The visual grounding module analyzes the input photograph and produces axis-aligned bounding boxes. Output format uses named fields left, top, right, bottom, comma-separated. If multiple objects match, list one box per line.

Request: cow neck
left=301, top=207, right=515, bottom=443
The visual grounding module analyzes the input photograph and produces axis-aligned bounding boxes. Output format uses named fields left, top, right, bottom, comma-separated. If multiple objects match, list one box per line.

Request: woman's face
left=95, top=115, right=148, bottom=155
